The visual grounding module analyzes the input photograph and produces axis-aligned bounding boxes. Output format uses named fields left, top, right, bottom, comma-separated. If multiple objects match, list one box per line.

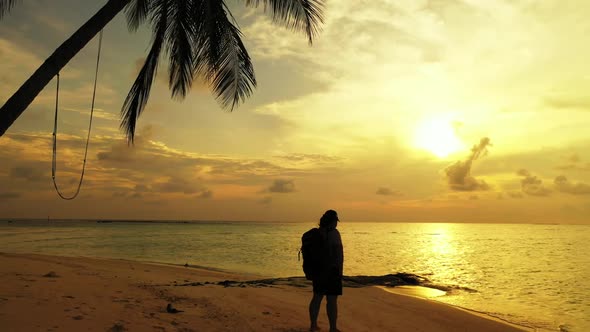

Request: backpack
left=299, top=228, right=324, bottom=280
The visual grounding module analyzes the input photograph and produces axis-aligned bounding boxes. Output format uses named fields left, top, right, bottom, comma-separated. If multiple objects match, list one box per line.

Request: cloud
left=96, top=125, right=155, bottom=163
left=445, top=137, right=491, bottom=191
left=556, top=153, right=590, bottom=171
left=545, top=96, right=590, bottom=111
left=274, top=153, right=342, bottom=165
left=10, top=166, right=45, bottom=182
left=128, top=177, right=210, bottom=197
left=33, top=12, right=71, bottom=33
left=63, top=108, right=119, bottom=122
left=0, top=192, right=21, bottom=200
left=151, top=177, right=203, bottom=195
left=554, top=176, right=590, bottom=195
left=517, top=169, right=551, bottom=196
left=375, top=187, right=401, bottom=196
left=134, top=184, right=150, bottom=192
left=258, top=196, right=272, bottom=205
left=1, top=129, right=305, bottom=202
left=568, top=154, right=580, bottom=163
left=0, top=38, right=41, bottom=71
left=0, top=38, right=42, bottom=100
left=268, top=179, right=296, bottom=193
left=507, top=191, right=524, bottom=199
left=132, top=57, right=209, bottom=93
left=199, top=190, right=213, bottom=199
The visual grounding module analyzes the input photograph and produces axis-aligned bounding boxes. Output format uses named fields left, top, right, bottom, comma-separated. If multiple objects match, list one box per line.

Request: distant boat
left=97, top=220, right=113, bottom=223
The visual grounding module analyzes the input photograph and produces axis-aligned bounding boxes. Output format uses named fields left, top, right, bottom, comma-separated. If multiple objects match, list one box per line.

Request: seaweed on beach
left=342, top=273, right=428, bottom=287
left=172, top=272, right=477, bottom=294
left=175, top=272, right=440, bottom=289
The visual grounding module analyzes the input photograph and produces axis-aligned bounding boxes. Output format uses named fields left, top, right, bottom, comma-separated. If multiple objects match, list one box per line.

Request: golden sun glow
left=414, top=118, right=464, bottom=158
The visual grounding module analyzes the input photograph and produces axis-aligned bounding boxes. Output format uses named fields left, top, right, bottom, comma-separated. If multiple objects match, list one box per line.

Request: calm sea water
left=0, top=220, right=588, bottom=331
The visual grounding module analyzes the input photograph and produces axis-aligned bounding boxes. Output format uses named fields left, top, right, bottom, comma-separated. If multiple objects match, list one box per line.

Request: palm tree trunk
left=0, top=0, right=131, bottom=137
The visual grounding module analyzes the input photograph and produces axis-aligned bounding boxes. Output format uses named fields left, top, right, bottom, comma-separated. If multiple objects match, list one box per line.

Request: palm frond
left=193, top=0, right=256, bottom=110
left=125, top=0, right=151, bottom=31
left=192, top=0, right=223, bottom=79
left=211, top=15, right=256, bottom=109
left=213, top=24, right=256, bottom=109
left=121, top=0, right=168, bottom=143
left=166, top=0, right=194, bottom=98
left=0, top=0, right=22, bottom=19
left=245, top=0, right=325, bottom=44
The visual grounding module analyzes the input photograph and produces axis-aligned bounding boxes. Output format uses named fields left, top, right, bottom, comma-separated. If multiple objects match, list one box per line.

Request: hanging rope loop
left=52, top=29, right=103, bottom=200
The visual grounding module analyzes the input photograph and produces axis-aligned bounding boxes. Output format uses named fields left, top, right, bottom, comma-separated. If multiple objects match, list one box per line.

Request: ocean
left=0, top=220, right=587, bottom=331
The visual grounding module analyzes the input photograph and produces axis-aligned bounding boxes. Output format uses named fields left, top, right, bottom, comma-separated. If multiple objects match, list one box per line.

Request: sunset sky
left=1, top=0, right=589, bottom=223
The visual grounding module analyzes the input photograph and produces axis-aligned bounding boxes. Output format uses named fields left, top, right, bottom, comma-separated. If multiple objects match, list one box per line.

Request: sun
left=414, top=118, right=464, bottom=158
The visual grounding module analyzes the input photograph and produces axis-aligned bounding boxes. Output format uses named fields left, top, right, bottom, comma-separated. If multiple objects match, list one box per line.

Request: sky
left=1, top=0, right=589, bottom=223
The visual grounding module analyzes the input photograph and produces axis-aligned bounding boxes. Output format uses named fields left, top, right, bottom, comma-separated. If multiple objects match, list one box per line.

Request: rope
left=52, top=30, right=103, bottom=200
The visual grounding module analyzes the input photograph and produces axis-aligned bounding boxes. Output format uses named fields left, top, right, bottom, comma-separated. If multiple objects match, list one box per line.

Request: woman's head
left=319, top=209, right=339, bottom=228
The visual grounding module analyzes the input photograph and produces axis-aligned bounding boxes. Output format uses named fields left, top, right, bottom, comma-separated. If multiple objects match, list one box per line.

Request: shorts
left=312, top=272, right=342, bottom=296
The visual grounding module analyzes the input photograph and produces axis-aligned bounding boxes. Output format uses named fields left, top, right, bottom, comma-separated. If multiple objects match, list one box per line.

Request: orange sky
left=1, top=0, right=589, bottom=223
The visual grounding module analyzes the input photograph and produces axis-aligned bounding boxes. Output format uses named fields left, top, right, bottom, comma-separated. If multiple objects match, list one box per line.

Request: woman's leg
left=326, top=295, right=338, bottom=332
left=309, top=293, right=323, bottom=331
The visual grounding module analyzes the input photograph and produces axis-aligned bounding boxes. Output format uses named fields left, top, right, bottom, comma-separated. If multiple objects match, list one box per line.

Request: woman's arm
left=333, top=230, right=344, bottom=276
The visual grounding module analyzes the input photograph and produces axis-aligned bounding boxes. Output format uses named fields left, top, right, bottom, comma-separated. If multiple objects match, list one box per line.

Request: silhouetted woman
left=309, top=209, right=343, bottom=332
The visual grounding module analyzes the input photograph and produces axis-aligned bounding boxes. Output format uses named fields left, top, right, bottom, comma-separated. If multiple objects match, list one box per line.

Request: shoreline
left=0, top=252, right=533, bottom=331
left=380, top=286, right=537, bottom=331
left=3, top=218, right=587, bottom=226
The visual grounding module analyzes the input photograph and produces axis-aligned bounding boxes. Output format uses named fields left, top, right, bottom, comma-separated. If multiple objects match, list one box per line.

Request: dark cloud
left=199, top=190, right=213, bottom=199
left=507, top=191, right=524, bottom=199
left=268, top=179, right=296, bottom=193
left=375, top=187, right=401, bottom=196
left=152, top=177, right=200, bottom=195
left=134, top=184, right=150, bottom=192
left=517, top=169, right=551, bottom=196
left=10, top=166, right=45, bottom=182
left=568, top=154, right=580, bottom=163
left=545, top=96, right=590, bottom=111
left=129, top=177, right=207, bottom=196
left=554, top=176, right=590, bottom=195
left=209, top=160, right=299, bottom=178
left=445, top=137, right=491, bottom=191
left=258, top=196, right=272, bottom=205
left=555, top=153, right=590, bottom=171
left=0, top=192, right=21, bottom=199
left=96, top=126, right=155, bottom=163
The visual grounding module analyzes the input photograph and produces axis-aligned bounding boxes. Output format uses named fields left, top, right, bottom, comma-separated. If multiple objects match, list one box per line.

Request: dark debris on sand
left=172, top=273, right=459, bottom=291
left=107, top=322, right=127, bottom=332
left=42, top=271, right=59, bottom=278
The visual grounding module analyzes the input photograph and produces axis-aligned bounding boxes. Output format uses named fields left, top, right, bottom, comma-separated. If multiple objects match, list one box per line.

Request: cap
left=324, top=209, right=339, bottom=221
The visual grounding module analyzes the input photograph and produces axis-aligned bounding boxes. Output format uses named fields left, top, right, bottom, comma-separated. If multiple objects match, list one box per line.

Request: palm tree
left=0, top=0, right=324, bottom=142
